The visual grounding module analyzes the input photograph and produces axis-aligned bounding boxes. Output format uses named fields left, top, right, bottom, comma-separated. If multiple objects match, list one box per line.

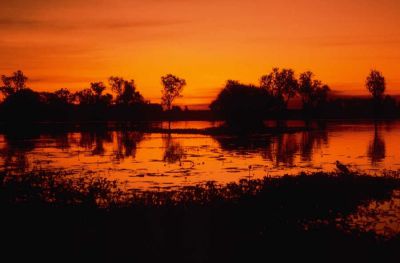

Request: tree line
left=0, top=71, right=186, bottom=122
left=210, top=69, right=331, bottom=125
left=210, top=68, right=397, bottom=125
left=0, top=69, right=397, bottom=123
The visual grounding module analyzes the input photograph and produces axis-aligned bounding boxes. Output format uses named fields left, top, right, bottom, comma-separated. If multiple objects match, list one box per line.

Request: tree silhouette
left=0, top=71, right=164, bottom=122
left=90, top=82, right=112, bottom=106
left=1, top=68, right=397, bottom=123
left=74, top=88, right=96, bottom=106
left=72, top=83, right=113, bottom=120
left=366, top=70, right=385, bottom=101
left=109, top=77, right=144, bottom=105
left=0, top=71, right=45, bottom=121
left=40, top=89, right=74, bottom=120
left=1, top=70, right=28, bottom=98
left=313, top=84, right=330, bottom=110
left=2, top=89, right=42, bottom=121
left=298, top=71, right=314, bottom=108
left=210, top=80, right=275, bottom=128
left=161, top=74, right=186, bottom=111
left=90, top=82, right=106, bottom=98
left=54, top=88, right=73, bottom=104
left=260, top=68, right=298, bottom=109
left=298, top=71, right=330, bottom=114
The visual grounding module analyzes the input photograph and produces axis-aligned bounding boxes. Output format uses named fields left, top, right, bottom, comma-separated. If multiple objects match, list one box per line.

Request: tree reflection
left=367, top=124, right=386, bottom=165
left=0, top=130, right=40, bottom=172
left=300, top=130, right=329, bottom=162
left=213, top=129, right=328, bottom=167
left=113, top=131, right=144, bottom=161
left=213, top=134, right=299, bottom=166
left=53, top=133, right=70, bottom=150
left=78, top=130, right=113, bottom=156
left=0, top=127, right=146, bottom=169
left=273, top=134, right=299, bottom=166
left=213, top=135, right=271, bottom=152
left=162, top=133, right=185, bottom=164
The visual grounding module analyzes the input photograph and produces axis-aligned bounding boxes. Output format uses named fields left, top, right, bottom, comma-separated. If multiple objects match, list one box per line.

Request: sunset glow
left=1, top=0, right=400, bottom=107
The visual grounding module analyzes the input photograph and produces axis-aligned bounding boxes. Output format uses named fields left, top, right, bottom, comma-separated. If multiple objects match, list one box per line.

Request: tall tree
left=0, top=71, right=41, bottom=121
left=161, top=74, right=186, bottom=111
left=366, top=70, right=385, bottom=101
left=74, top=89, right=95, bottom=106
left=1, top=70, right=28, bottom=98
left=298, top=71, right=330, bottom=113
left=91, top=82, right=113, bottom=107
left=260, top=68, right=298, bottom=108
left=54, top=88, right=73, bottom=104
left=90, top=82, right=106, bottom=98
left=109, top=77, right=144, bottom=105
left=298, top=71, right=314, bottom=107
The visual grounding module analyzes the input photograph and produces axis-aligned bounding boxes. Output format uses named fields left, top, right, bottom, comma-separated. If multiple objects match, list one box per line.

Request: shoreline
left=0, top=118, right=397, bottom=136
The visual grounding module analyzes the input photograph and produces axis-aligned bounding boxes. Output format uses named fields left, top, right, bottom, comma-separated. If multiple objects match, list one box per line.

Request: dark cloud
left=317, top=37, right=400, bottom=47
left=0, top=41, right=99, bottom=55
left=98, top=20, right=187, bottom=29
left=0, top=18, right=76, bottom=30
left=0, top=0, right=96, bottom=9
left=29, top=75, right=97, bottom=84
left=0, top=18, right=42, bottom=27
left=0, top=17, right=187, bottom=31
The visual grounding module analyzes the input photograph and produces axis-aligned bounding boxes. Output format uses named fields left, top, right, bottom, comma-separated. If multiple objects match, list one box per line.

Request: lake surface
left=1, top=120, right=399, bottom=190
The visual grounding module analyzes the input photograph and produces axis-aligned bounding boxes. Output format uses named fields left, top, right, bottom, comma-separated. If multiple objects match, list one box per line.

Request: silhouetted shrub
left=210, top=80, right=275, bottom=127
left=1, top=89, right=44, bottom=122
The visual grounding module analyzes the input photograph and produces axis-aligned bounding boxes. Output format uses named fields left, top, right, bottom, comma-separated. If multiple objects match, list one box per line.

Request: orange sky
left=1, top=0, right=399, bottom=108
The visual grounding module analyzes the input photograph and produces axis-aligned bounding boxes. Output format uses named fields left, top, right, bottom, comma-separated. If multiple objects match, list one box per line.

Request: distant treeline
left=210, top=69, right=398, bottom=125
left=0, top=69, right=398, bottom=123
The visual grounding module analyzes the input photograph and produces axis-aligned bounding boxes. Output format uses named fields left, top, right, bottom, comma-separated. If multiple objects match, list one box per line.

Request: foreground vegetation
left=1, top=169, right=399, bottom=262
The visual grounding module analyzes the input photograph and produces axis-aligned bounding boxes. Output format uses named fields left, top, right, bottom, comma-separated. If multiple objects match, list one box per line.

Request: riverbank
left=0, top=120, right=317, bottom=136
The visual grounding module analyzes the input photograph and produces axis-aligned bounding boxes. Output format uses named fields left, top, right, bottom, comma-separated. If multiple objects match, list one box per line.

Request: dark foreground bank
left=1, top=169, right=399, bottom=262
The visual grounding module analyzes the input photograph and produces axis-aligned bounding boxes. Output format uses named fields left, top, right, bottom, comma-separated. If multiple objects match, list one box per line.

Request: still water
left=0, top=121, right=399, bottom=190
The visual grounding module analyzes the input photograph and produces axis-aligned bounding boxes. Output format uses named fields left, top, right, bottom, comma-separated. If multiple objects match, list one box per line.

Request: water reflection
left=0, top=130, right=40, bottom=172
left=0, top=121, right=396, bottom=188
left=300, top=130, right=329, bottom=162
left=274, top=134, right=299, bottom=166
left=162, top=133, right=185, bottom=164
left=213, top=130, right=329, bottom=167
left=78, top=130, right=113, bottom=156
left=54, top=133, right=71, bottom=150
left=113, top=131, right=144, bottom=161
left=367, top=124, right=386, bottom=165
